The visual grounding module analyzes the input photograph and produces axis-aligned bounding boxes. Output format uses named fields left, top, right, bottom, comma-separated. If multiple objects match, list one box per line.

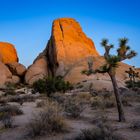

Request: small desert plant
left=4, top=90, right=16, bottom=96
left=77, top=93, right=92, bottom=101
left=130, top=120, right=140, bottom=130
left=51, top=93, right=67, bottom=104
left=64, top=97, right=85, bottom=118
left=74, top=127, right=122, bottom=140
left=77, top=84, right=84, bottom=89
left=8, top=94, right=35, bottom=104
left=3, top=83, right=16, bottom=96
left=0, top=105, right=23, bottom=119
left=27, top=100, right=66, bottom=137
left=74, top=113, right=122, bottom=140
left=5, top=82, right=16, bottom=90
left=36, top=100, right=45, bottom=108
left=91, top=95, right=115, bottom=109
left=73, top=93, right=92, bottom=105
left=125, top=80, right=140, bottom=88
left=90, top=96, right=103, bottom=109
left=1, top=112, right=13, bottom=128
left=104, top=99, right=116, bottom=108
left=121, top=97, right=131, bottom=106
left=101, top=91, right=113, bottom=99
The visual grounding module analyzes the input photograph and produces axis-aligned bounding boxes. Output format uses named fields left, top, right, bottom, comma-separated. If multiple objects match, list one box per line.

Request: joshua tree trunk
left=109, top=73, right=126, bottom=122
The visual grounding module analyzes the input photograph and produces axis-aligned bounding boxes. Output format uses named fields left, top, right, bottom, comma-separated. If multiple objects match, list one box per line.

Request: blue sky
left=0, top=0, right=140, bottom=67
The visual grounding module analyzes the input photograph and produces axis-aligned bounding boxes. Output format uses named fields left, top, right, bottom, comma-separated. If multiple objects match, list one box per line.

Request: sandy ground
left=0, top=92, right=140, bottom=140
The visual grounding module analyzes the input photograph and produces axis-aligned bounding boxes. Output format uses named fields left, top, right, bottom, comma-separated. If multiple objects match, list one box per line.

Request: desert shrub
left=73, top=127, right=122, bottom=140
left=27, top=100, right=66, bottom=137
left=101, top=91, right=113, bottom=99
left=33, top=78, right=46, bottom=93
left=1, top=112, right=13, bottom=128
left=21, top=95, right=35, bottom=102
left=130, top=120, right=140, bottom=130
left=64, top=97, right=85, bottom=118
left=51, top=93, right=67, bottom=104
left=134, top=105, right=140, bottom=114
left=77, top=85, right=84, bottom=89
left=46, top=76, right=73, bottom=96
left=2, top=83, right=16, bottom=96
left=74, top=93, right=92, bottom=105
left=0, top=105, right=23, bottom=119
left=36, top=100, right=45, bottom=108
left=104, top=99, right=116, bottom=108
left=77, top=93, right=92, bottom=101
left=125, top=80, right=140, bottom=88
left=91, top=93, right=116, bottom=109
left=121, top=97, right=131, bottom=106
left=33, top=76, right=73, bottom=96
left=4, top=90, right=16, bottom=96
left=5, top=82, right=16, bottom=90
left=74, top=114, right=122, bottom=140
left=90, top=96, right=103, bottom=109
left=8, top=94, right=35, bottom=104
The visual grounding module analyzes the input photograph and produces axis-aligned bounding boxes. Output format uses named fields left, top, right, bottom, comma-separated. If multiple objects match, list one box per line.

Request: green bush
left=33, top=78, right=46, bottom=93
left=33, top=76, right=73, bottom=96
left=125, top=80, right=140, bottom=88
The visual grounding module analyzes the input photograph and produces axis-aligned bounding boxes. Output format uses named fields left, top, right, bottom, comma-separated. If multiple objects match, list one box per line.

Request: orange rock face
left=52, top=18, right=99, bottom=64
left=25, top=18, right=100, bottom=84
left=0, top=42, right=18, bottom=64
left=47, top=18, right=99, bottom=76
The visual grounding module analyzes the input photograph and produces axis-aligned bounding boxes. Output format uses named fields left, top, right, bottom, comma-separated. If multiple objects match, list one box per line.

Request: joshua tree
left=125, top=67, right=139, bottom=88
left=83, top=38, right=137, bottom=122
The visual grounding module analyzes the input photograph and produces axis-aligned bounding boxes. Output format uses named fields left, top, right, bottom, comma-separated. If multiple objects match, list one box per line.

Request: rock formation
left=25, top=18, right=99, bottom=84
left=25, top=18, right=139, bottom=90
left=6, top=62, right=26, bottom=77
left=0, top=42, right=26, bottom=87
left=0, top=61, right=12, bottom=86
left=0, top=42, right=18, bottom=64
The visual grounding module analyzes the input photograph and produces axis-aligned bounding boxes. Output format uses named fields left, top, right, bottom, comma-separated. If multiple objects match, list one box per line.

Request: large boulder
left=25, top=17, right=140, bottom=90
left=6, top=62, right=26, bottom=77
left=25, top=57, right=48, bottom=85
left=47, top=18, right=99, bottom=76
left=25, top=18, right=99, bottom=84
left=0, top=42, right=18, bottom=64
left=0, top=61, right=12, bottom=86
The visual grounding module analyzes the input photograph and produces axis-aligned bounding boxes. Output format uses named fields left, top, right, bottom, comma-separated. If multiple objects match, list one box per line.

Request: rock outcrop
left=25, top=18, right=139, bottom=90
left=0, top=61, right=12, bottom=86
left=25, top=18, right=99, bottom=84
left=6, top=62, right=26, bottom=77
left=25, top=57, right=48, bottom=84
left=0, top=42, right=26, bottom=86
left=0, top=42, right=18, bottom=64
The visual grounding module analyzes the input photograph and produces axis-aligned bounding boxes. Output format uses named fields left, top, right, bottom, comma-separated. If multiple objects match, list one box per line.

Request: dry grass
left=27, top=100, right=67, bottom=137
left=64, top=96, right=86, bottom=118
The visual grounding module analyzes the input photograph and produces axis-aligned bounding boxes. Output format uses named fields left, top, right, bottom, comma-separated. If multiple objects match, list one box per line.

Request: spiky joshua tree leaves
left=83, top=38, right=137, bottom=122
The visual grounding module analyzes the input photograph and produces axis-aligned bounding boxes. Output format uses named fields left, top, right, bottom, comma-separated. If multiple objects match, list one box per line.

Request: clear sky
left=0, top=0, right=140, bottom=67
